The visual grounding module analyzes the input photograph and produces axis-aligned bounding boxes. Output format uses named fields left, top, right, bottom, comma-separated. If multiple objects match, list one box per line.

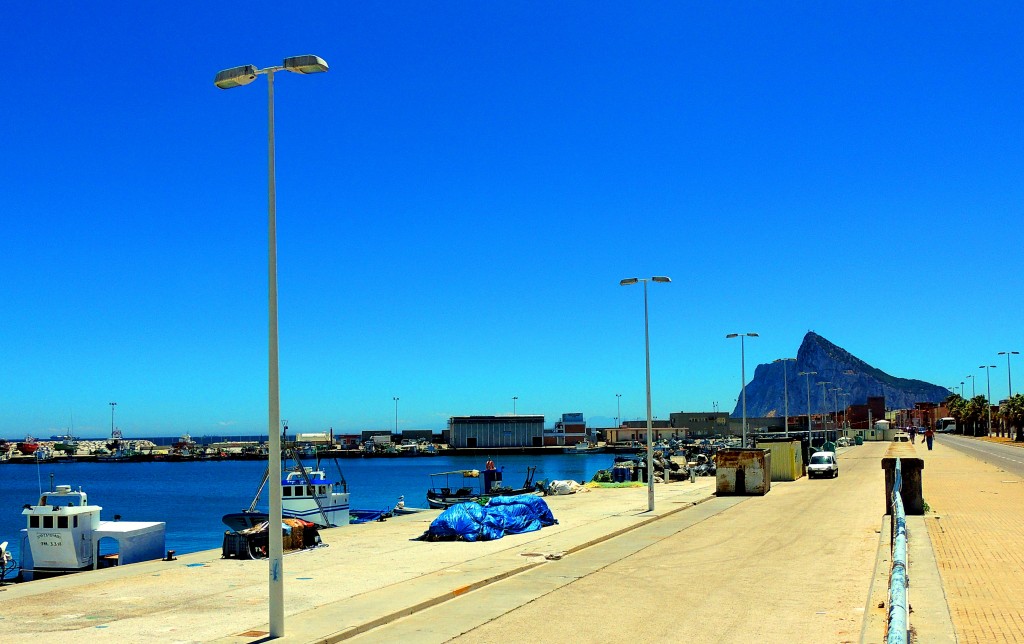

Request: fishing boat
left=16, top=436, right=39, bottom=456
left=222, top=450, right=351, bottom=531
left=97, top=429, right=150, bottom=462
left=425, top=465, right=538, bottom=509
left=563, top=440, right=603, bottom=454
left=16, top=483, right=166, bottom=581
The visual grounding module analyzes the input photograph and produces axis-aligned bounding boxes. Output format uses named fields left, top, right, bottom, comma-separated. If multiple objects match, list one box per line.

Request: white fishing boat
left=222, top=450, right=351, bottom=531
left=563, top=440, right=603, bottom=454
left=17, top=484, right=166, bottom=581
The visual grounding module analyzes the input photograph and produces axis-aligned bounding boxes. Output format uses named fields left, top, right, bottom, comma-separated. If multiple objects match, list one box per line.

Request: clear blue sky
left=3, top=2, right=1022, bottom=438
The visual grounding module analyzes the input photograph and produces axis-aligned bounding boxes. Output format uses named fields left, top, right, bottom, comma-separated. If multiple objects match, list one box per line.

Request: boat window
left=30, top=516, right=39, bottom=528
left=58, top=516, right=69, bottom=528
left=74, top=516, right=79, bottom=528
left=319, top=485, right=326, bottom=495
left=43, top=516, right=54, bottom=529
left=307, top=486, right=315, bottom=496
left=283, top=487, right=292, bottom=497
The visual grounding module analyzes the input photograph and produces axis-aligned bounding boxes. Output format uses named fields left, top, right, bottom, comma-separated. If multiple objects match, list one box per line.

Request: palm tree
left=1000, top=394, right=1024, bottom=442
left=964, top=395, right=989, bottom=436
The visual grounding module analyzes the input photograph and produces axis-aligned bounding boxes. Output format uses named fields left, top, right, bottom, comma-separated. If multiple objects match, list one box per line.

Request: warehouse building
left=448, top=415, right=545, bottom=448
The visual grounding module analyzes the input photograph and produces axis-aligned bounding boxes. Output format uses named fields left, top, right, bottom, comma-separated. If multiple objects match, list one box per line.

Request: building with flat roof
left=669, top=411, right=730, bottom=438
left=448, top=415, right=545, bottom=448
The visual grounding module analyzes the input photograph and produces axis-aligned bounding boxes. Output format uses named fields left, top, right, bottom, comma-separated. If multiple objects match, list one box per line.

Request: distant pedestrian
left=909, top=426, right=917, bottom=444
left=924, top=427, right=935, bottom=450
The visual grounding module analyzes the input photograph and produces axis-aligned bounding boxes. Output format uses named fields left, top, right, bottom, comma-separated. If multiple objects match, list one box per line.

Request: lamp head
left=214, top=64, right=259, bottom=89
left=726, top=333, right=739, bottom=339
left=651, top=276, right=671, bottom=283
left=283, top=55, right=329, bottom=74
left=620, top=278, right=639, bottom=286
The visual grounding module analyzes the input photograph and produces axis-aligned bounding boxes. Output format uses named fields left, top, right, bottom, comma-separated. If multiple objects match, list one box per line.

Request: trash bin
left=855, top=435, right=864, bottom=445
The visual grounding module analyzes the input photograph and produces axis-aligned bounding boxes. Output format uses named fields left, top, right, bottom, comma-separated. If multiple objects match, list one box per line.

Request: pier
left=1, top=437, right=1022, bottom=642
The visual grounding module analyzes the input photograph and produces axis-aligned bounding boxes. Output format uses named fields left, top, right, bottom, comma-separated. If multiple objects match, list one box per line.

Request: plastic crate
left=222, top=531, right=256, bottom=559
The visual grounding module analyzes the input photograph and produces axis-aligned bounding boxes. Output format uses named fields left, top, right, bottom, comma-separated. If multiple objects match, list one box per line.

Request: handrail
left=886, top=459, right=909, bottom=644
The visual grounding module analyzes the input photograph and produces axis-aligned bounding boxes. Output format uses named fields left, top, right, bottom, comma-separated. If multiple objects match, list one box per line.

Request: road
left=936, top=433, right=1024, bottom=477
left=352, top=442, right=892, bottom=644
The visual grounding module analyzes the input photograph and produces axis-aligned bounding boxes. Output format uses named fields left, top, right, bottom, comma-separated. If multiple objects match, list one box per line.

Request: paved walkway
left=921, top=435, right=1024, bottom=643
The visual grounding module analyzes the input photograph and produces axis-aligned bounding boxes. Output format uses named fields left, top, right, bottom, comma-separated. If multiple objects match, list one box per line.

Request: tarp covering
left=419, top=494, right=557, bottom=542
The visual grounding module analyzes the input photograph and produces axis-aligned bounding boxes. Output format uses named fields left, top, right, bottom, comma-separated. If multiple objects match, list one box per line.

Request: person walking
left=909, top=426, right=917, bottom=444
left=924, top=426, right=935, bottom=450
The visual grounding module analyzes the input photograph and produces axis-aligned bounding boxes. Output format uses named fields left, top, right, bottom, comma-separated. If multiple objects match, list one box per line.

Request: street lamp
left=980, top=365, right=997, bottom=436
left=393, top=397, right=399, bottom=434
left=109, top=402, right=117, bottom=436
left=998, top=351, right=1019, bottom=398
left=513, top=396, right=518, bottom=416
left=214, top=53, right=328, bottom=639
left=799, top=371, right=817, bottom=444
left=839, top=393, right=851, bottom=428
left=966, top=374, right=975, bottom=398
left=615, top=393, right=621, bottom=427
left=620, top=275, right=671, bottom=512
left=726, top=333, right=759, bottom=447
left=960, top=381, right=965, bottom=397
left=773, top=358, right=796, bottom=434
left=830, top=387, right=841, bottom=432
left=816, top=381, right=831, bottom=431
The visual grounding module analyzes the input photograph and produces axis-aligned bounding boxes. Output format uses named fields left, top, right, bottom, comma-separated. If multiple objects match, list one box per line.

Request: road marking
left=946, top=439, right=1024, bottom=467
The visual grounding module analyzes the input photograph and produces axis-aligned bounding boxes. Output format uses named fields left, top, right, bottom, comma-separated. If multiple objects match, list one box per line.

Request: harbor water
left=0, top=452, right=615, bottom=577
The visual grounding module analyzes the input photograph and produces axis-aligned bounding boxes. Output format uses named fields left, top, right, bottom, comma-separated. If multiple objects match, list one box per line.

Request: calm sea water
left=0, top=453, right=615, bottom=577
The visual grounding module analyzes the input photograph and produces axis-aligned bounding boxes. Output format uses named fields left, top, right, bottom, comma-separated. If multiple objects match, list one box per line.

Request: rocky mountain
left=732, top=332, right=950, bottom=418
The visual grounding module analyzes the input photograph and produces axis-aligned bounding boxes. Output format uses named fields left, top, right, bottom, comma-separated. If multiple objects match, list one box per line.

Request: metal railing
left=886, top=458, right=909, bottom=644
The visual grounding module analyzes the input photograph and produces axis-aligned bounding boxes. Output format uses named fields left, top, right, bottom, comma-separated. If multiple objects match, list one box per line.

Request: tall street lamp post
left=393, top=397, right=399, bottom=434
left=615, top=393, right=621, bottom=427
left=830, top=387, right=841, bottom=432
left=513, top=396, right=518, bottom=416
left=799, top=371, right=817, bottom=444
left=980, top=364, right=997, bottom=435
left=839, top=393, right=850, bottom=428
left=774, top=358, right=795, bottom=433
left=109, top=401, right=117, bottom=436
left=215, top=54, right=328, bottom=639
left=620, top=276, right=671, bottom=512
left=960, top=381, right=965, bottom=397
left=727, top=333, right=759, bottom=447
left=998, top=351, right=1019, bottom=398
left=816, top=381, right=831, bottom=431
left=966, top=374, right=975, bottom=398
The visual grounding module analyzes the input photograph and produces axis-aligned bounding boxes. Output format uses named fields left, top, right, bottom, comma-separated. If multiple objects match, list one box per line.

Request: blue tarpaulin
left=419, top=494, right=558, bottom=542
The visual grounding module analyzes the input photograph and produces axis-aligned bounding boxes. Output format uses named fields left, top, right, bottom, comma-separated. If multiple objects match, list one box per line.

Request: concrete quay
left=0, top=436, right=1017, bottom=643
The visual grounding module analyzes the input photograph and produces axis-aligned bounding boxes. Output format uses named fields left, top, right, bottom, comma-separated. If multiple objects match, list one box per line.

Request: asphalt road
left=353, top=442, right=892, bottom=644
left=936, top=433, right=1024, bottom=477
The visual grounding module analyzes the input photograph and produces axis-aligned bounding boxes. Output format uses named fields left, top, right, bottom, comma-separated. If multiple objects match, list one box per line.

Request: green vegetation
left=1000, top=394, right=1024, bottom=442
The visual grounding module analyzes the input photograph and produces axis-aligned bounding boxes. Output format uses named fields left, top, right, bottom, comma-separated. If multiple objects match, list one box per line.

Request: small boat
left=16, top=436, right=39, bottom=456
left=564, top=440, right=603, bottom=454
left=222, top=450, right=351, bottom=531
left=16, top=483, right=165, bottom=581
left=425, top=465, right=538, bottom=509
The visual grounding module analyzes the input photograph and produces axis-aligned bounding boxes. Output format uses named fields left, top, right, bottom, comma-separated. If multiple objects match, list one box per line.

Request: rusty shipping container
left=716, top=448, right=772, bottom=495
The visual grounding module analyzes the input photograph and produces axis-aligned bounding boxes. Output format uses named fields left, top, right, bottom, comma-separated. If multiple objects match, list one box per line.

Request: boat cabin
left=20, top=484, right=165, bottom=581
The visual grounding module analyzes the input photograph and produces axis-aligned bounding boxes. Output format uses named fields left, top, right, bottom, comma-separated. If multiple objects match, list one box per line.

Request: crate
left=222, top=531, right=260, bottom=559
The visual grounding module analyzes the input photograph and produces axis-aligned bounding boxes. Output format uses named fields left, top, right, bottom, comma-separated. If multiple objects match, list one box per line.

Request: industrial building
left=669, top=411, right=730, bottom=438
left=448, top=415, right=545, bottom=448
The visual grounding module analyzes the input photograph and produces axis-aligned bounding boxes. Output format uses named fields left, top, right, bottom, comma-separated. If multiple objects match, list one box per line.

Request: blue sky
left=3, top=2, right=1022, bottom=438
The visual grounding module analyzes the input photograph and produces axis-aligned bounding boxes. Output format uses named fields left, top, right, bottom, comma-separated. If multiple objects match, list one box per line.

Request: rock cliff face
left=732, top=332, right=949, bottom=417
